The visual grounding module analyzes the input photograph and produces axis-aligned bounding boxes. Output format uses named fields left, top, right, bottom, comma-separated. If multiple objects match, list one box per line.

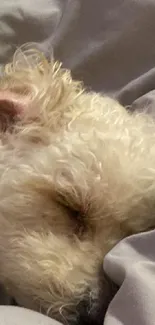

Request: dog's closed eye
left=55, top=192, right=91, bottom=238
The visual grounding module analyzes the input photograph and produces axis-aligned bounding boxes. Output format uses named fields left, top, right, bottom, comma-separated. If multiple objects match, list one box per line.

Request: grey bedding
left=0, top=0, right=155, bottom=324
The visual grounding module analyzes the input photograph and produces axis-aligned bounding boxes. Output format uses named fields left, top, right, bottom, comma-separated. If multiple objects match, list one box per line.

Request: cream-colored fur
left=0, top=47, right=154, bottom=323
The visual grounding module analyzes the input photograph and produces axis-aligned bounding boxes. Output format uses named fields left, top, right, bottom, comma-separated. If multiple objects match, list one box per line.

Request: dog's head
left=0, top=46, right=121, bottom=325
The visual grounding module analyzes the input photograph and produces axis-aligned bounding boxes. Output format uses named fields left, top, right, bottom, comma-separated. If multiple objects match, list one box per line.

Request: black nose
left=75, top=298, right=104, bottom=325
left=75, top=273, right=118, bottom=325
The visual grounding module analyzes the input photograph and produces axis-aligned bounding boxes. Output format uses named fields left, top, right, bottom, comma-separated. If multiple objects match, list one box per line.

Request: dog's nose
left=75, top=274, right=118, bottom=325
left=75, top=297, right=104, bottom=325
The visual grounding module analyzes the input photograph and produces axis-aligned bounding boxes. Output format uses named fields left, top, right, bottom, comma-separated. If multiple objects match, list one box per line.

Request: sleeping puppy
left=0, top=46, right=154, bottom=325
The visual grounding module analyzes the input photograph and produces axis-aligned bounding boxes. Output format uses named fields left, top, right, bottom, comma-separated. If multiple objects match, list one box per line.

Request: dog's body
left=0, top=48, right=154, bottom=324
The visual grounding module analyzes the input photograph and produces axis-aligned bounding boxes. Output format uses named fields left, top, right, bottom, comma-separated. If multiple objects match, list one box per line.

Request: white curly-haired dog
left=0, top=46, right=154, bottom=325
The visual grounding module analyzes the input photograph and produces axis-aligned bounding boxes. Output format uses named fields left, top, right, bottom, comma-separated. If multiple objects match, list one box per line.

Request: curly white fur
left=0, top=47, right=154, bottom=323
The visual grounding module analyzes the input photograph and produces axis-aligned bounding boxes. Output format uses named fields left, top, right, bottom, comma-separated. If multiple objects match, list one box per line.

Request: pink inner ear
left=0, top=90, right=27, bottom=131
left=0, top=90, right=25, bottom=115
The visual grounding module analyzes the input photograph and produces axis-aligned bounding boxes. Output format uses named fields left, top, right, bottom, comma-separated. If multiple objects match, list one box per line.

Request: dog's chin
left=71, top=270, right=118, bottom=325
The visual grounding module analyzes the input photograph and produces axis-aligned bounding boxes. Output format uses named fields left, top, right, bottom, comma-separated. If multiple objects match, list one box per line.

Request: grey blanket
left=0, top=0, right=155, bottom=324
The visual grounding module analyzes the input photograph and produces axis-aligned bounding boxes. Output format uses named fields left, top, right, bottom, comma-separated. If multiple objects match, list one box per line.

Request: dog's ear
left=0, top=90, right=28, bottom=131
